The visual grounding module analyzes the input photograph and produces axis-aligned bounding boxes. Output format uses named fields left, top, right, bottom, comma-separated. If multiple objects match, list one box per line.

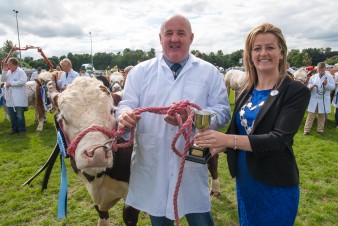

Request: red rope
left=66, top=100, right=201, bottom=226
left=67, top=126, right=115, bottom=158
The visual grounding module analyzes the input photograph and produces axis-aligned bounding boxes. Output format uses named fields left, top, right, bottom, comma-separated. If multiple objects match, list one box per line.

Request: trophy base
left=186, top=146, right=212, bottom=164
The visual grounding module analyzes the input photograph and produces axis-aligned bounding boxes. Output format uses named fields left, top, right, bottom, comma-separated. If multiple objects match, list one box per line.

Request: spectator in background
left=122, top=65, right=133, bottom=81
left=79, top=66, right=91, bottom=77
left=53, top=65, right=63, bottom=81
left=1, top=62, right=9, bottom=77
left=30, top=67, right=42, bottom=81
left=54, top=58, right=79, bottom=91
left=331, top=72, right=338, bottom=129
left=286, top=62, right=295, bottom=78
left=1, top=57, right=28, bottom=134
left=304, top=62, right=335, bottom=135
left=1, top=62, right=10, bottom=108
left=195, top=51, right=203, bottom=59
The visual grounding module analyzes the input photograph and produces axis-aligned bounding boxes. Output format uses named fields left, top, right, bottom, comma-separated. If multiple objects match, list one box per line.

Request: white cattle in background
left=224, top=69, right=246, bottom=101
left=109, top=72, right=124, bottom=93
left=293, top=68, right=309, bottom=84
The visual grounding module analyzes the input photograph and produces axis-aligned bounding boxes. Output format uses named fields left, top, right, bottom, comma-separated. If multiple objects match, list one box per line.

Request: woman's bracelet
left=234, top=135, right=238, bottom=150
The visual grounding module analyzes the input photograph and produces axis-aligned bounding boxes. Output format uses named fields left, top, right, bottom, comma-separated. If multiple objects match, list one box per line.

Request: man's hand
left=323, top=77, right=328, bottom=85
left=164, top=109, right=188, bottom=126
left=5, top=82, right=11, bottom=88
left=118, top=110, right=141, bottom=130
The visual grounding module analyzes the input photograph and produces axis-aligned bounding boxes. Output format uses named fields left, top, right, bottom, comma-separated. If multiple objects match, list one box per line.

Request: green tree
left=303, top=52, right=312, bottom=66
left=1, top=40, right=18, bottom=66
left=288, top=49, right=304, bottom=68
left=325, top=55, right=338, bottom=65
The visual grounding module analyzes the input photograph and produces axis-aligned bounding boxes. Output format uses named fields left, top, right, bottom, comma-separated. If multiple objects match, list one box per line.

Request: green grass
left=0, top=92, right=337, bottom=225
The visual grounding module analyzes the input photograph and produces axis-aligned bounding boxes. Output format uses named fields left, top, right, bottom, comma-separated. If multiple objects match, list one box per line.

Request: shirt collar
left=163, top=55, right=189, bottom=69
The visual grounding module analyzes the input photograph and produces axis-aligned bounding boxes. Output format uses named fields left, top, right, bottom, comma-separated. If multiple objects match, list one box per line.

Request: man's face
left=159, top=16, right=194, bottom=63
left=3, top=63, right=9, bottom=70
left=7, top=61, right=17, bottom=72
left=318, top=68, right=325, bottom=76
left=60, top=63, right=71, bottom=72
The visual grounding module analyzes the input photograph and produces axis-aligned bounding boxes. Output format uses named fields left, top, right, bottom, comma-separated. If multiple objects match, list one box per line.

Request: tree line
left=1, top=40, right=338, bottom=72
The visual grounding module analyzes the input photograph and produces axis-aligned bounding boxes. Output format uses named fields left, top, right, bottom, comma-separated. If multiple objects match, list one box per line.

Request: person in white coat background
left=304, top=62, right=335, bottom=135
left=55, top=58, right=79, bottom=91
left=1, top=57, right=28, bottom=134
left=332, top=72, right=338, bottom=129
left=116, top=14, right=231, bottom=226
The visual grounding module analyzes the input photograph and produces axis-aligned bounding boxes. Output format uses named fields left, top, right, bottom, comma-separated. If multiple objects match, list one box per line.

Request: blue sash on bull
left=40, top=84, right=53, bottom=111
left=0, top=88, right=3, bottom=106
left=23, top=115, right=69, bottom=220
left=57, top=127, right=68, bottom=219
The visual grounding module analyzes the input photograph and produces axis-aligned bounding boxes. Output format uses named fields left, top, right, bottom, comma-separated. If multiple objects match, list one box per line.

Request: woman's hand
left=209, top=147, right=227, bottom=157
left=194, top=129, right=227, bottom=149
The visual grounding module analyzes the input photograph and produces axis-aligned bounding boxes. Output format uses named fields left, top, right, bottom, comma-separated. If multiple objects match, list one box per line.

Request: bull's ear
left=99, top=85, right=110, bottom=95
left=35, top=79, right=42, bottom=86
left=111, top=93, right=122, bottom=106
left=52, top=95, right=59, bottom=108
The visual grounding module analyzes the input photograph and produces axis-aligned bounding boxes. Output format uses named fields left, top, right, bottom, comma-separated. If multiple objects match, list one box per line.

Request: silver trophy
left=187, top=110, right=217, bottom=164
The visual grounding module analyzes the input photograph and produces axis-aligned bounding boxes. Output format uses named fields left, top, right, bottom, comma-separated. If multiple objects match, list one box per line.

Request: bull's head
left=293, top=68, right=308, bottom=84
left=52, top=77, right=117, bottom=176
left=109, top=72, right=124, bottom=92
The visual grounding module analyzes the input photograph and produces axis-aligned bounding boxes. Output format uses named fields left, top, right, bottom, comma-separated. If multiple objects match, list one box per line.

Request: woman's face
left=251, top=33, right=283, bottom=74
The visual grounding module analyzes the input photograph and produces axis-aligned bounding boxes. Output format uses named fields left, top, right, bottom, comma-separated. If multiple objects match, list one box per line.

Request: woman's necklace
left=239, top=95, right=265, bottom=135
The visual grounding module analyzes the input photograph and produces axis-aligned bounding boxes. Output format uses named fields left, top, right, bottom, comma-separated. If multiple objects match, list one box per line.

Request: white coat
left=116, top=54, right=231, bottom=220
left=2, top=67, right=28, bottom=107
left=307, top=72, right=335, bottom=113
left=56, top=69, right=79, bottom=90
left=332, top=73, right=338, bottom=108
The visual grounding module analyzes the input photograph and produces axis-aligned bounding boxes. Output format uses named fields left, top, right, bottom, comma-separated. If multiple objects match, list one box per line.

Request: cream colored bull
left=47, top=77, right=139, bottom=226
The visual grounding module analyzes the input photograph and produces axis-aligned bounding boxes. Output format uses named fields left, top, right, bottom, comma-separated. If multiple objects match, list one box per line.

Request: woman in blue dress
left=195, top=23, right=310, bottom=225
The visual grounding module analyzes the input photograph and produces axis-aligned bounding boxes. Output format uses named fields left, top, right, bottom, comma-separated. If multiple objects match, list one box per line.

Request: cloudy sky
left=1, top=0, right=338, bottom=60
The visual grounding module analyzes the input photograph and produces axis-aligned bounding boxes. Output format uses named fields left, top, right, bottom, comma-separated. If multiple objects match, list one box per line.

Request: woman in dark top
left=195, top=22, right=310, bottom=226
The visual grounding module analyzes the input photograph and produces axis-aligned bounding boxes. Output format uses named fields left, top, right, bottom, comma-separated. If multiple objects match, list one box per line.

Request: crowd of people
left=1, top=13, right=337, bottom=226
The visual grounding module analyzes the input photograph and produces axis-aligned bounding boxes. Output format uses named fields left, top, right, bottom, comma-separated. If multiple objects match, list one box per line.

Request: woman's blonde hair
left=242, top=22, right=287, bottom=91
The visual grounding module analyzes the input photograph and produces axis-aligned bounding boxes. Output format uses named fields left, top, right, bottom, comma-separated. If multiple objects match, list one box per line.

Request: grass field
left=0, top=94, right=337, bottom=226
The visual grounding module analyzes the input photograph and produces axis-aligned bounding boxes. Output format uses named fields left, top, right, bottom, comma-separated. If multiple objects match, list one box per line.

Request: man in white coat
left=333, top=72, right=338, bottom=129
left=304, top=62, right=335, bottom=135
left=116, top=14, right=231, bottom=225
left=55, top=58, right=79, bottom=91
left=1, top=57, right=28, bottom=134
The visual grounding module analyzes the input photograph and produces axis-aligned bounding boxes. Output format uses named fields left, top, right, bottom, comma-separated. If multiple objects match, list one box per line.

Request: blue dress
left=235, top=89, right=299, bottom=226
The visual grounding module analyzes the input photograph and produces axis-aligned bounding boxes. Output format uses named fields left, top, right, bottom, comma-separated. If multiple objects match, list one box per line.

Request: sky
left=1, top=0, right=338, bottom=61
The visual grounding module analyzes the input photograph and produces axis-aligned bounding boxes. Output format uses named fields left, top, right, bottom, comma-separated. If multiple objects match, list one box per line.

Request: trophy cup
left=186, top=110, right=217, bottom=164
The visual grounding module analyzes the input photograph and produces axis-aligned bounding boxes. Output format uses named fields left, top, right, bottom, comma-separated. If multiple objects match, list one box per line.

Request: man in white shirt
left=55, top=58, right=79, bottom=91
left=304, top=62, right=335, bottom=134
left=79, top=66, right=91, bottom=77
left=30, top=67, right=42, bottom=81
left=1, top=57, right=28, bottom=134
left=117, top=14, right=231, bottom=226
